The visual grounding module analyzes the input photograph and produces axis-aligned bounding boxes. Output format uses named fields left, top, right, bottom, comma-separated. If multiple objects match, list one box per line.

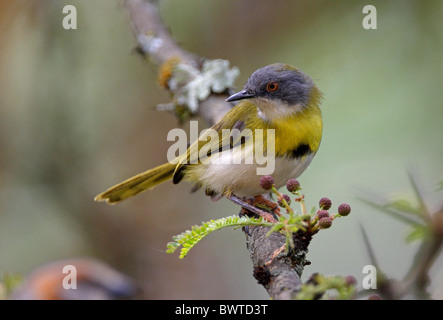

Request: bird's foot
left=252, top=194, right=282, bottom=217
left=227, top=194, right=278, bottom=223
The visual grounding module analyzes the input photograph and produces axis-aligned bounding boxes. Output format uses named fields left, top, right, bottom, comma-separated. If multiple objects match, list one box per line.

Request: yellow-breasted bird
left=95, top=63, right=323, bottom=219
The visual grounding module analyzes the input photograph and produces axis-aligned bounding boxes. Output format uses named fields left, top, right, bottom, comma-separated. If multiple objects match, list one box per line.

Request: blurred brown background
left=0, top=0, right=442, bottom=299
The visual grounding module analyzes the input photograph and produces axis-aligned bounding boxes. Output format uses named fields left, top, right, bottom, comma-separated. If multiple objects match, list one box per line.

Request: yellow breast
left=272, top=105, right=323, bottom=157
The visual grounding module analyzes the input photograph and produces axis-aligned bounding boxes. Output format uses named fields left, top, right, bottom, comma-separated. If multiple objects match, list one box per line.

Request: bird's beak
left=226, top=90, right=256, bottom=102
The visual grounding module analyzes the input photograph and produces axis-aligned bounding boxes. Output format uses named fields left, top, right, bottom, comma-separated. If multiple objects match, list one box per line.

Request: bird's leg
left=226, top=194, right=277, bottom=223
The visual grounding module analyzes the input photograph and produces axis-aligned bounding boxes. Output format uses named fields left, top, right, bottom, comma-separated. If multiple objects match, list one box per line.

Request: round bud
left=278, top=194, right=291, bottom=207
left=319, top=197, right=332, bottom=210
left=338, top=203, right=351, bottom=216
left=316, top=210, right=329, bottom=219
left=259, top=175, right=275, bottom=190
left=345, top=275, right=357, bottom=286
left=286, top=179, right=301, bottom=192
left=319, top=217, right=332, bottom=229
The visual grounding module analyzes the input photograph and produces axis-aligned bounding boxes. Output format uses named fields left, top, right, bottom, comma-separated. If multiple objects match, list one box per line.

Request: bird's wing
left=172, top=101, right=256, bottom=184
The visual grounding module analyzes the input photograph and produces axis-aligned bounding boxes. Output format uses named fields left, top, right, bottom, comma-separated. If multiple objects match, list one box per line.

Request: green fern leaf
left=167, top=215, right=274, bottom=259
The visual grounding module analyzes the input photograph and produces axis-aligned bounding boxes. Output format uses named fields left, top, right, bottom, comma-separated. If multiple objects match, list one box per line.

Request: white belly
left=195, top=150, right=315, bottom=197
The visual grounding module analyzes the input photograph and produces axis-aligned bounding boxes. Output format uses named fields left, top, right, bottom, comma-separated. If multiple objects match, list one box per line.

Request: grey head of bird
left=226, top=63, right=316, bottom=108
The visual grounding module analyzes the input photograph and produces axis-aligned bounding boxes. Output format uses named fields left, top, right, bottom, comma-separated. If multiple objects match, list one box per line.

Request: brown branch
left=124, top=0, right=197, bottom=66
left=124, top=0, right=232, bottom=126
left=246, top=226, right=312, bottom=299
left=123, top=0, right=308, bottom=299
left=400, top=205, right=443, bottom=299
left=359, top=175, right=443, bottom=300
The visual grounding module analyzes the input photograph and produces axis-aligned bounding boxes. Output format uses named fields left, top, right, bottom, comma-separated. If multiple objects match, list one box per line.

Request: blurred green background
left=0, top=0, right=442, bottom=299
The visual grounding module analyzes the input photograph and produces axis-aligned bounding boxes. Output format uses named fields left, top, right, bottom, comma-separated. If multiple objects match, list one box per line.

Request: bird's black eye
left=266, top=81, right=279, bottom=92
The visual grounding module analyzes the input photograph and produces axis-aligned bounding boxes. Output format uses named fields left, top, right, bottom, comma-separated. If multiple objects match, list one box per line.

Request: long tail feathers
left=94, top=162, right=176, bottom=204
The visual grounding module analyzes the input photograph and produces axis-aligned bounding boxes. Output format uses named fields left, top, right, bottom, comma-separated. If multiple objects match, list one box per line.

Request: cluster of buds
left=259, top=175, right=351, bottom=232
left=314, top=197, right=351, bottom=229
left=313, top=199, right=351, bottom=230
